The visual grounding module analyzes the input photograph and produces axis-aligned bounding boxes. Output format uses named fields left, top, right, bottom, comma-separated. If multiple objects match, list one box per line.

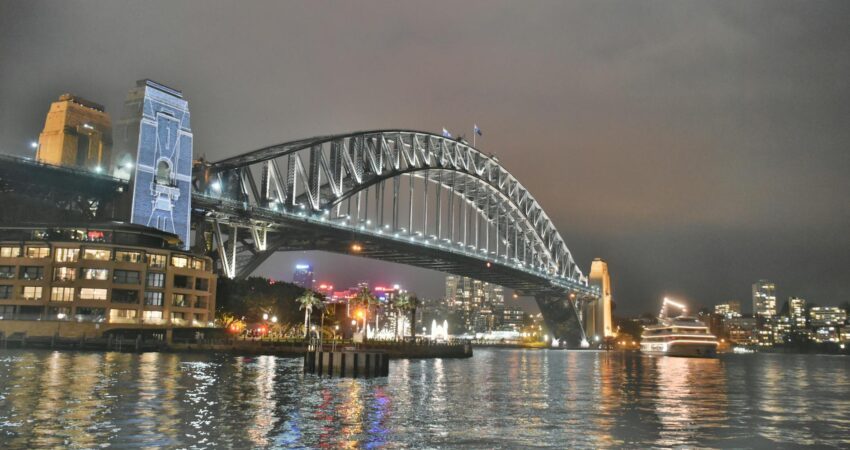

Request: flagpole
left=473, top=128, right=476, bottom=148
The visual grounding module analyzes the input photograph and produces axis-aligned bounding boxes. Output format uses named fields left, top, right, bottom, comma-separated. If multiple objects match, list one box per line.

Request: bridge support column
left=535, top=293, right=586, bottom=348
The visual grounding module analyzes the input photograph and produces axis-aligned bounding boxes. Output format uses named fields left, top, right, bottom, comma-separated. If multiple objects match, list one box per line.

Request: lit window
left=22, top=286, right=43, bottom=300
left=113, top=270, right=141, bottom=284
left=79, top=288, right=108, bottom=300
left=171, top=255, right=189, bottom=268
left=81, top=268, right=109, bottom=281
left=53, top=267, right=77, bottom=282
left=171, top=312, right=185, bottom=323
left=25, top=247, right=50, bottom=258
left=0, top=246, right=21, bottom=258
left=115, top=250, right=143, bottom=263
left=146, top=272, right=165, bottom=288
left=142, top=310, right=163, bottom=323
left=147, top=254, right=167, bottom=269
left=172, top=293, right=187, bottom=307
left=51, top=287, right=74, bottom=302
left=83, top=248, right=111, bottom=261
left=192, top=258, right=205, bottom=270
left=109, top=308, right=138, bottom=323
left=54, top=248, right=80, bottom=263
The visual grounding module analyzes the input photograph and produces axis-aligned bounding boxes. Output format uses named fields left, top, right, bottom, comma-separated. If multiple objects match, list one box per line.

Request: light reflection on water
left=0, top=349, right=848, bottom=449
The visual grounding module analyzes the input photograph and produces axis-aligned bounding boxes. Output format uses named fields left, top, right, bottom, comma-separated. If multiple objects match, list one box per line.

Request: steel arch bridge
left=191, top=130, right=596, bottom=345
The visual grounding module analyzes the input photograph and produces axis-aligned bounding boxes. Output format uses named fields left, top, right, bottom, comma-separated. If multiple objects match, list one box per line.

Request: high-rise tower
left=36, top=94, right=112, bottom=171
left=752, top=280, right=776, bottom=318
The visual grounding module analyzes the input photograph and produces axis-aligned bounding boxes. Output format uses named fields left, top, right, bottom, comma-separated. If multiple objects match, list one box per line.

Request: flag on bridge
left=442, top=128, right=452, bottom=138
left=473, top=124, right=482, bottom=136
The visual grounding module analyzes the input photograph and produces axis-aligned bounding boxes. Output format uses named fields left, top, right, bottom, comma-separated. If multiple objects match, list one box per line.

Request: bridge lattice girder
left=200, top=130, right=588, bottom=290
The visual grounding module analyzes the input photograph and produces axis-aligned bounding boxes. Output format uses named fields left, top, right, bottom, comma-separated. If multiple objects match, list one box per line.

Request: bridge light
left=486, top=261, right=492, bottom=268
left=211, top=181, right=222, bottom=192
left=94, top=166, right=103, bottom=173
left=351, top=243, right=363, bottom=252
left=29, top=141, right=38, bottom=149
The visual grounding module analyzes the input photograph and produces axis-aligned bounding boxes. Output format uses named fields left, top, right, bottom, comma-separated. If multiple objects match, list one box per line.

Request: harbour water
left=0, top=349, right=848, bottom=449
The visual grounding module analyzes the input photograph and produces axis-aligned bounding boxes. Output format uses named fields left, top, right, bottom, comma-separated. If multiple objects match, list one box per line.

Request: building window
left=142, top=310, right=164, bottom=323
left=53, top=267, right=77, bottom=282
left=172, top=293, right=187, bottom=307
left=51, top=287, right=75, bottom=302
left=171, top=311, right=185, bottom=324
left=81, top=268, right=110, bottom=281
left=156, top=160, right=172, bottom=185
left=79, top=288, right=108, bottom=301
left=147, top=254, right=167, bottom=269
left=83, top=248, right=111, bottom=261
left=171, top=255, right=189, bottom=268
left=22, top=286, right=43, bottom=300
left=19, top=266, right=45, bottom=281
left=113, top=270, right=141, bottom=285
left=74, top=307, right=106, bottom=321
left=54, top=248, right=80, bottom=263
left=146, top=272, right=165, bottom=288
left=0, top=246, right=21, bottom=258
left=0, top=285, right=12, bottom=299
left=192, top=258, right=205, bottom=270
left=111, top=289, right=139, bottom=304
left=109, top=308, right=138, bottom=323
left=115, top=250, right=143, bottom=263
left=144, top=291, right=163, bottom=306
left=174, top=275, right=192, bottom=289
left=48, top=306, right=71, bottom=319
left=0, top=266, right=15, bottom=279
left=195, top=278, right=209, bottom=291
left=25, top=247, right=50, bottom=258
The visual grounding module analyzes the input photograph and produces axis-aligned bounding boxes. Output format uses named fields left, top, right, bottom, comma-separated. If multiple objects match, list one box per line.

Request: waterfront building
left=501, top=306, right=525, bottom=331
left=292, top=264, right=314, bottom=289
left=809, top=307, right=846, bottom=327
left=36, top=94, right=112, bottom=172
left=773, top=316, right=793, bottom=344
left=725, top=316, right=757, bottom=346
left=752, top=280, right=777, bottom=318
left=715, top=301, right=741, bottom=319
left=756, top=317, right=775, bottom=347
left=789, top=297, right=807, bottom=328
left=586, top=258, right=614, bottom=339
left=0, top=223, right=216, bottom=326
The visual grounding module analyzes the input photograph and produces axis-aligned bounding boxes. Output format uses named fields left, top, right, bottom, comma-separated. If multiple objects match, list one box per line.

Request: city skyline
left=2, top=1, right=849, bottom=314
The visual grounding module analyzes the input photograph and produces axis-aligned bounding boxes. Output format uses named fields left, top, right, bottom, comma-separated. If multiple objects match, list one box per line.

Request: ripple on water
left=0, top=349, right=848, bottom=448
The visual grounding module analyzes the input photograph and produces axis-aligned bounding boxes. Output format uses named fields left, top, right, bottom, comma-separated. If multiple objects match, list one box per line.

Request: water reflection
left=0, top=349, right=848, bottom=448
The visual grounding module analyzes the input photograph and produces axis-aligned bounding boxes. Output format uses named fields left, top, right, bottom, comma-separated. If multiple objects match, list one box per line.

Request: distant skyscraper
left=715, top=301, right=741, bottom=319
left=36, top=94, right=112, bottom=171
left=587, top=258, right=614, bottom=339
left=444, top=275, right=505, bottom=333
left=789, top=297, right=807, bottom=328
left=293, top=264, right=314, bottom=289
left=752, top=280, right=777, bottom=318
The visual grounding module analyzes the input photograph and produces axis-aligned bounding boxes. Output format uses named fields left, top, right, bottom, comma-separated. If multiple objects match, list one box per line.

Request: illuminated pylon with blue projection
left=119, top=80, right=193, bottom=250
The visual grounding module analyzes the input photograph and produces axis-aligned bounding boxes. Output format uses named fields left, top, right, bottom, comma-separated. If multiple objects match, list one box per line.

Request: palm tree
left=392, top=293, right=411, bottom=340
left=296, top=290, right=323, bottom=338
left=407, top=294, right=421, bottom=339
left=352, top=286, right=377, bottom=340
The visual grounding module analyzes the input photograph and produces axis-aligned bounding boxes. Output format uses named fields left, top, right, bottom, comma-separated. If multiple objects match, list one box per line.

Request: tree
left=296, top=290, right=324, bottom=338
left=406, top=294, right=421, bottom=339
left=391, top=293, right=409, bottom=340
left=351, top=286, right=377, bottom=340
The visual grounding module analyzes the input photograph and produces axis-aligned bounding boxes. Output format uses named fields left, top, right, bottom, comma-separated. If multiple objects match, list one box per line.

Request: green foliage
left=216, top=276, right=307, bottom=324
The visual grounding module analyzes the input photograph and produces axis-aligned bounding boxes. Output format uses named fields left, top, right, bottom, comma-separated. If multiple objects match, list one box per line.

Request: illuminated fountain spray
left=430, top=319, right=449, bottom=340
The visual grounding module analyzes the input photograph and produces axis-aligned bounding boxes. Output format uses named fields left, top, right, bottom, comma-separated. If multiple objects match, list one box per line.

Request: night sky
left=1, top=1, right=848, bottom=315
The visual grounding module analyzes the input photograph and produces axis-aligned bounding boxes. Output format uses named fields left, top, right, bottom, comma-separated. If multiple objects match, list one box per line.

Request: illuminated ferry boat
left=641, top=298, right=718, bottom=357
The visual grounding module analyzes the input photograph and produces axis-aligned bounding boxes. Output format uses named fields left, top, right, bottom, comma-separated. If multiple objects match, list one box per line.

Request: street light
left=262, top=313, right=269, bottom=321
left=271, top=316, right=278, bottom=323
